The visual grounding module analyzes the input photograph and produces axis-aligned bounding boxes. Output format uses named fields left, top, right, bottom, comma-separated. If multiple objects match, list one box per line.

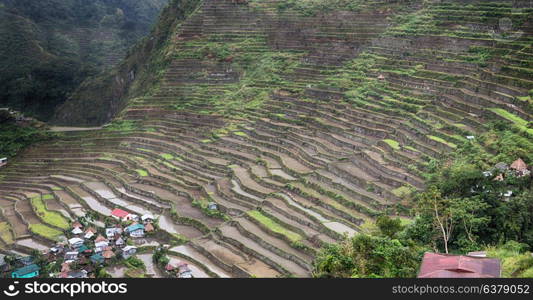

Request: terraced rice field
left=0, top=0, right=531, bottom=277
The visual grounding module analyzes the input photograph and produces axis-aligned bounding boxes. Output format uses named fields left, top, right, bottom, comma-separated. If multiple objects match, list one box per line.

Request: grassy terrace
left=383, top=139, right=400, bottom=150
left=30, top=195, right=70, bottom=230
left=28, top=224, right=63, bottom=241
left=247, top=210, right=302, bottom=243
left=489, top=108, right=533, bottom=136
left=0, top=222, right=14, bottom=244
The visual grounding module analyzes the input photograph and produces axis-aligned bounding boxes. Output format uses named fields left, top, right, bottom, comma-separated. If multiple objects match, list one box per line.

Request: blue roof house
left=12, top=264, right=40, bottom=278
left=125, top=224, right=145, bottom=238
left=90, top=254, right=105, bottom=264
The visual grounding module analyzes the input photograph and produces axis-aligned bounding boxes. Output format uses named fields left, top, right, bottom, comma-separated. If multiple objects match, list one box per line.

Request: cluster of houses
left=4, top=208, right=157, bottom=278
left=481, top=158, right=530, bottom=199
left=483, top=158, right=531, bottom=180
left=2, top=256, right=41, bottom=279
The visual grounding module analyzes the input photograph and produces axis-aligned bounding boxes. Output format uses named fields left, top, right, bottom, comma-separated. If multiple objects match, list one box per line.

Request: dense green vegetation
left=0, top=111, right=55, bottom=159
left=53, top=0, right=201, bottom=126
left=315, top=121, right=533, bottom=277
left=487, top=241, right=533, bottom=278
left=0, top=0, right=168, bottom=120
left=313, top=216, right=427, bottom=278
left=409, top=122, right=533, bottom=253
left=30, top=195, right=70, bottom=230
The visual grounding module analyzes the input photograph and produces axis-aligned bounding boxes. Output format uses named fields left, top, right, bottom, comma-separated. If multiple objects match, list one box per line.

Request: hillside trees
left=0, top=113, right=55, bottom=158
left=313, top=216, right=427, bottom=278
left=413, top=186, right=490, bottom=253
left=314, top=120, right=533, bottom=277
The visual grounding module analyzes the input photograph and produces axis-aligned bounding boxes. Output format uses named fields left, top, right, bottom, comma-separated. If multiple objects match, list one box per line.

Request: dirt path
left=48, top=126, right=104, bottom=132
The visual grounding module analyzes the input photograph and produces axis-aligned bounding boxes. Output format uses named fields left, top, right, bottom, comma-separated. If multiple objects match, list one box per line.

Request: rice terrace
left=0, top=0, right=532, bottom=280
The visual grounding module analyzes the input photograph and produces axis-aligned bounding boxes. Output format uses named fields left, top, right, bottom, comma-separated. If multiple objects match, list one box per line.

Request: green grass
left=30, top=196, right=69, bottom=229
left=404, top=145, right=419, bottom=152
left=489, top=108, right=533, bottom=136
left=490, top=108, right=529, bottom=126
left=247, top=210, right=302, bottom=242
left=383, top=139, right=400, bottom=150
left=0, top=222, right=14, bottom=244
left=487, top=246, right=533, bottom=278
left=106, top=120, right=139, bottom=132
left=233, top=131, right=248, bottom=137
left=391, top=185, right=413, bottom=197
left=42, top=194, right=54, bottom=200
left=427, top=135, right=457, bottom=148
left=29, top=223, right=63, bottom=240
left=135, top=169, right=149, bottom=177
left=160, top=153, right=174, bottom=160
left=0, top=122, right=56, bottom=158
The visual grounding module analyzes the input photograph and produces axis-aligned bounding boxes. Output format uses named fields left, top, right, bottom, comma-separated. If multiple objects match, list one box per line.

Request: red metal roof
left=111, top=208, right=129, bottom=218
left=418, top=253, right=501, bottom=278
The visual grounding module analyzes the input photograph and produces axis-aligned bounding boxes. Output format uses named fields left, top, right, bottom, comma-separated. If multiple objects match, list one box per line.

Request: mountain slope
left=0, top=0, right=168, bottom=120
left=0, top=0, right=531, bottom=277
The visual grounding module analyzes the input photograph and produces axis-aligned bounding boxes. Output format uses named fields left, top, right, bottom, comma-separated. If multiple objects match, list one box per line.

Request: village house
left=208, top=202, right=218, bottom=211
left=510, top=158, right=530, bottom=177
left=494, top=162, right=509, bottom=172
left=64, top=251, right=79, bottom=262
left=177, top=262, right=193, bottom=278
left=501, top=190, right=513, bottom=201
left=95, top=240, right=109, bottom=250
left=467, top=251, right=487, bottom=258
left=144, top=222, right=154, bottom=233
left=165, top=264, right=175, bottom=273
left=111, top=208, right=134, bottom=222
left=90, top=253, right=104, bottom=265
left=72, top=221, right=83, bottom=229
left=141, top=214, right=154, bottom=223
left=84, top=227, right=97, bottom=239
left=0, top=157, right=7, bottom=167
left=125, top=223, right=145, bottom=238
left=493, top=173, right=504, bottom=181
left=102, top=249, right=115, bottom=260
left=115, top=237, right=125, bottom=247
left=78, top=244, right=91, bottom=256
left=72, top=227, right=83, bottom=235
left=17, top=256, right=35, bottom=266
left=68, top=237, right=84, bottom=248
left=106, top=227, right=122, bottom=240
left=50, top=245, right=65, bottom=255
left=95, top=234, right=107, bottom=243
left=67, top=270, right=88, bottom=278
left=418, top=253, right=501, bottom=278
left=12, top=264, right=40, bottom=278
left=121, top=246, right=137, bottom=259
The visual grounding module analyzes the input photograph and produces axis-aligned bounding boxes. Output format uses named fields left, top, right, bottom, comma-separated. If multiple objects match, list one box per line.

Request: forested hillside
left=0, top=0, right=168, bottom=120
